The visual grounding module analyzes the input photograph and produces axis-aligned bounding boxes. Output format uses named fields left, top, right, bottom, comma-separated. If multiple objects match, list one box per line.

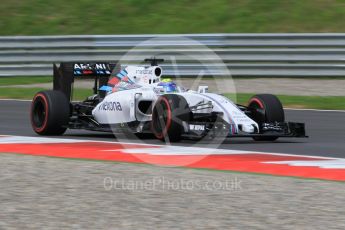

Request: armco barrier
left=0, top=34, right=344, bottom=77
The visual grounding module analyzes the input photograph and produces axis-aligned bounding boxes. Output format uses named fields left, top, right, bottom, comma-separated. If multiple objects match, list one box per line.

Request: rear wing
left=53, top=62, right=118, bottom=101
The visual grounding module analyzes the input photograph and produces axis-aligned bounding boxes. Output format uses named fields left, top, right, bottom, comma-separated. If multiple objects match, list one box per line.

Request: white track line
left=1, top=135, right=344, bottom=160
left=0, top=99, right=31, bottom=102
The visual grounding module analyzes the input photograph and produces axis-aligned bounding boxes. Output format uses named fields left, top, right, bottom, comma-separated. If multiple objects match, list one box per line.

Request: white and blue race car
left=30, top=58, right=306, bottom=142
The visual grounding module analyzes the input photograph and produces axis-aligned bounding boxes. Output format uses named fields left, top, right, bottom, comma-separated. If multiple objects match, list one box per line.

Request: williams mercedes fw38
left=30, top=58, right=306, bottom=142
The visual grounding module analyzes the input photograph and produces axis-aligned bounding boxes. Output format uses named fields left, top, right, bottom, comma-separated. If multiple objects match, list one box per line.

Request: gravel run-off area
left=0, top=154, right=344, bottom=229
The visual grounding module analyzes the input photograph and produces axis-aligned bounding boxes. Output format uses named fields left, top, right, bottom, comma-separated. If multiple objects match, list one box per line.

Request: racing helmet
left=158, top=79, right=178, bottom=93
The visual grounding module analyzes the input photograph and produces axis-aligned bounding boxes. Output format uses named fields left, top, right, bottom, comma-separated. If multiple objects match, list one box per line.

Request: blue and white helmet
left=158, top=79, right=178, bottom=93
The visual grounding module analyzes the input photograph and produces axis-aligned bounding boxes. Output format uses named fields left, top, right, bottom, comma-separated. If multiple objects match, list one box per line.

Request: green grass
left=224, top=93, right=345, bottom=110
left=0, top=87, right=343, bottom=110
left=2, top=76, right=343, bottom=87
left=0, top=0, right=345, bottom=35
left=0, top=87, right=93, bottom=101
left=0, top=76, right=52, bottom=86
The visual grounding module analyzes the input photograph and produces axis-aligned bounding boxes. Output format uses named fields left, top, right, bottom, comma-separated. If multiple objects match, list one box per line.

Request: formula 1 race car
left=30, top=58, right=306, bottom=142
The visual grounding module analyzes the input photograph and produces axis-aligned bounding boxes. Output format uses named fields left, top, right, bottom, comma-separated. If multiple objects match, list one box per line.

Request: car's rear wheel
left=151, top=94, right=191, bottom=142
left=248, top=94, right=284, bottom=141
left=31, top=90, right=70, bottom=135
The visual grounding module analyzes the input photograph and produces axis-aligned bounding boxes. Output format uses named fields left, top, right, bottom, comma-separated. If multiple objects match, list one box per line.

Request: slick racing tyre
left=151, top=94, right=191, bottom=142
left=31, top=90, right=70, bottom=135
left=248, top=94, right=284, bottom=141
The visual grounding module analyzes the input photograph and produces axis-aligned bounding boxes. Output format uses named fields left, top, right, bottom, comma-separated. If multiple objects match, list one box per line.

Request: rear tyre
left=31, top=90, right=70, bottom=135
left=151, top=94, right=191, bottom=142
left=248, top=94, right=284, bottom=141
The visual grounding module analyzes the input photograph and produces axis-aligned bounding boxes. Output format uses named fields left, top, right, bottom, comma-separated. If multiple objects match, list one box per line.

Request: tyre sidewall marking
left=31, top=93, right=49, bottom=133
left=248, top=97, right=265, bottom=109
left=152, top=97, right=172, bottom=139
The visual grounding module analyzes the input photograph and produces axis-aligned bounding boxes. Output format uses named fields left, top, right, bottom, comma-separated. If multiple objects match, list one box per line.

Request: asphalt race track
left=0, top=99, right=344, bottom=158
left=1, top=99, right=345, bottom=229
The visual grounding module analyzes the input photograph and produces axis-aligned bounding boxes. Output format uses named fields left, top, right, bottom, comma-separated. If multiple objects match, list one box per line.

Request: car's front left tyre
left=31, top=90, right=70, bottom=135
left=151, top=94, right=191, bottom=142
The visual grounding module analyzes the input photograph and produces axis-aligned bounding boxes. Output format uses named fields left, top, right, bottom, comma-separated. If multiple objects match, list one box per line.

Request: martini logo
left=73, top=63, right=111, bottom=75
left=74, top=63, right=108, bottom=70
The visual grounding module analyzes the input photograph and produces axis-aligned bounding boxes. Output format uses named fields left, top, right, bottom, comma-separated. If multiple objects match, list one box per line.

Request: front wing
left=185, top=121, right=307, bottom=139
